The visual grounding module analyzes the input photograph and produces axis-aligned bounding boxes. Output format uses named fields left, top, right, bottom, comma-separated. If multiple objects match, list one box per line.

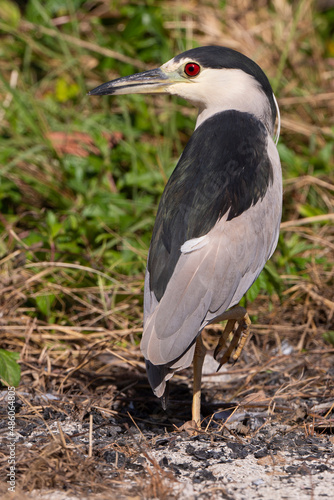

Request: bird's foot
left=214, top=309, right=251, bottom=371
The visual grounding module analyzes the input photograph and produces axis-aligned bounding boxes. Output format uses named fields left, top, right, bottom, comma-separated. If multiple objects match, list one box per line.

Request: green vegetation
left=0, top=0, right=333, bottom=385
left=0, top=349, right=21, bottom=386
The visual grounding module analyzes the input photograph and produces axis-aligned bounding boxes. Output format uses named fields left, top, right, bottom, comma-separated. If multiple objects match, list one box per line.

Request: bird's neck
left=194, top=70, right=275, bottom=135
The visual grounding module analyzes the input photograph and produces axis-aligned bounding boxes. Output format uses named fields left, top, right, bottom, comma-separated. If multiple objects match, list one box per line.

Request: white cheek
left=167, top=81, right=201, bottom=103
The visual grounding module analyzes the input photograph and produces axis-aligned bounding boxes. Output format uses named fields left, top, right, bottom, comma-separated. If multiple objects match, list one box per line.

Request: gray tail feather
left=145, top=359, right=171, bottom=408
left=160, top=382, right=169, bottom=410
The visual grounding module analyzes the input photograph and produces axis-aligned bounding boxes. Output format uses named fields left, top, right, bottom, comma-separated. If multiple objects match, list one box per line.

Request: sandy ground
left=1, top=352, right=333, bottom=500
left=8, top=424, right=334, bottom=500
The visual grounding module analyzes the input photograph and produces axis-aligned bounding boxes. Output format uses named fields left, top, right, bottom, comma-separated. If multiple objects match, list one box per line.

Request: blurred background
left=0, top=0, right=333, bottom=392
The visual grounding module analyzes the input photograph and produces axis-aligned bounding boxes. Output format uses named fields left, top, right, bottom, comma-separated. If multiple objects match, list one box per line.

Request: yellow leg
left=232, top=314, right=251, bottom=361
left=192, top=334, right=206, bottom=428
left=213, top=305, right=251, bottom=370
left=213, top=318, right=236, bottom=361
left=191, top=306, right=251, bottom=430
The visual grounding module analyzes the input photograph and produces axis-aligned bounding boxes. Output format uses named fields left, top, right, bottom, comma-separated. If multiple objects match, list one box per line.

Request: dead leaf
left=46, top=131, right=122, bottom=157
left=177, top=420, right=200, bottom=435
left=242, top=390, right=267, bottom=404
left=257, top=452, right=286, bottom=466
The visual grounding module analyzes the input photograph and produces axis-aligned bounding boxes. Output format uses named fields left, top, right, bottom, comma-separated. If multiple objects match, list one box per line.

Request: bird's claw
left=214, top=315, right=251, bottom=371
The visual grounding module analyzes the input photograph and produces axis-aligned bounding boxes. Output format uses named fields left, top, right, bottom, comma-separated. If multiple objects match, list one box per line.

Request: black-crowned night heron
left=89, top=46, right=282, bottom=428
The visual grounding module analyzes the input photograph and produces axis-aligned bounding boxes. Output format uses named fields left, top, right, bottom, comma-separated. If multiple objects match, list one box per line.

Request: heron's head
left=89, top=46, right=279, bottom=139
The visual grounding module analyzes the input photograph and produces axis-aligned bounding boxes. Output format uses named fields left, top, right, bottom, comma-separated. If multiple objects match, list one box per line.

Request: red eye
left=184, top=62, right=201, bottom=77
